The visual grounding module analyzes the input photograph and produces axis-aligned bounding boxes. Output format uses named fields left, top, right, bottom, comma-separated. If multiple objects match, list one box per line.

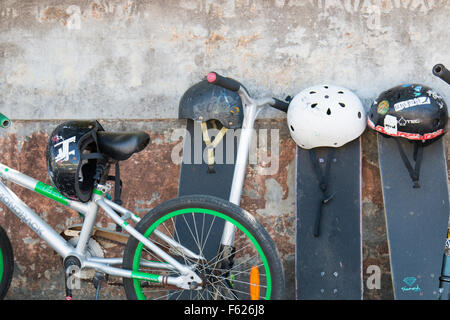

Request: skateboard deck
left=378, top=135, right=449, bottom=299
left=296, top=138, right=363, bottom=299
left=176, top=119, right=238, bottom=260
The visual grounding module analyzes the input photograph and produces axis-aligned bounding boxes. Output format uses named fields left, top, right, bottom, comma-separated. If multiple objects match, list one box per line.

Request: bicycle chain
left=86, top=235, right=174, bottom=288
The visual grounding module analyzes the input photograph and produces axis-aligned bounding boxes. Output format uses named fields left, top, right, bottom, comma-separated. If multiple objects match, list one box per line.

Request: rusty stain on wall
left=236, top=32, right=260, bottom=48
left=361, top=129, right=394, bottom=300
left=40, top=7, right=70, bottom=25
left=205, top=31, right=226, bottom=54
left=91, top=2, right=106, bottom=20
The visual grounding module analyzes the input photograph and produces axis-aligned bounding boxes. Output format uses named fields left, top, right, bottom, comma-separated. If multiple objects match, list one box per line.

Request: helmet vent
left=326, top=108, right=331, bottom=115
left=324, top=85, right=329, bottom=89
left=290, top=125, right=295, bottom=131
left=338, top=91, right=344, bottom=94
left=358, top=112, right=362, bottom=119
left=339, top=102, right=345, bottom=107
left=311, top=103, right=318, bottom=108
left=309, top=91, right=316, bottom=94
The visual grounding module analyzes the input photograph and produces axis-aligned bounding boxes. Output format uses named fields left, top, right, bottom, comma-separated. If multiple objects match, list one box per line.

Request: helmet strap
left=80, top=153, right=106, bottom=161
left=109, top=162, right=123, bottom=232
left=113, top=162, right=122, bottom=206
left=309, top=148, right=335, bottom=237
left=394, top=139, right=423, bottom=188
left=201, top=121, right=228, bottom=173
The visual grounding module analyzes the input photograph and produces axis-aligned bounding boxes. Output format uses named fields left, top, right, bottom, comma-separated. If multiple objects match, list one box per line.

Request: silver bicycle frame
left=220, top=88, right=279, bottom=246
left=0, top=163, right=203, bottom=289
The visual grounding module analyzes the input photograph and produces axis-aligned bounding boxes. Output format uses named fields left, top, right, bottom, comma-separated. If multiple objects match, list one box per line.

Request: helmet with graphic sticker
left=367, top=84, right=448, bottom=144
left=46, top=120, right=104, bottom=202
left=368, top=84, right=448, bottom=188
left=287, top=84, right=367, bottom=149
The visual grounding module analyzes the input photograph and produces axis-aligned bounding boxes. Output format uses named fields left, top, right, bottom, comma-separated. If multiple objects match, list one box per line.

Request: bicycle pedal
left=63, top=256, right=81, bottom=301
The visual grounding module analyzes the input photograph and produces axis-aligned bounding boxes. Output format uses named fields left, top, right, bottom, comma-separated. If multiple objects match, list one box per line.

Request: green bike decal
left=132, top=207, right=272, bottom=300
left=35, top=182, right=69, bottom=206
left=131, top=271, right=159, bottom=283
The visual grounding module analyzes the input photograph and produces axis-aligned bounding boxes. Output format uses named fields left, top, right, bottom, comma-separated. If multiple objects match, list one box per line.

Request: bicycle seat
left=97, top=131, right=150, bottom=161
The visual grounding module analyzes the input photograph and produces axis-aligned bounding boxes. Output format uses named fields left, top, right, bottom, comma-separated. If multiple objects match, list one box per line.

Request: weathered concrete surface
left=0, top=0, right=449, bottom=300
left=0, top=1, right=449, bottom=120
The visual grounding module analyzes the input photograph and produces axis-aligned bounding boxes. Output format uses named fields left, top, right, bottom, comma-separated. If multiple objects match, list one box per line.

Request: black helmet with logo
left=368, top=84, right=448, bottom=187
left=46, top=120, right=104, bottom=202
left=368, top=84, right=447, bottom=143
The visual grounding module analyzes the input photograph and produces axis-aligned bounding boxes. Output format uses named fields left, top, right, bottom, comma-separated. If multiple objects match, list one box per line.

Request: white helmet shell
left=287, top=85, right=367, bottom=149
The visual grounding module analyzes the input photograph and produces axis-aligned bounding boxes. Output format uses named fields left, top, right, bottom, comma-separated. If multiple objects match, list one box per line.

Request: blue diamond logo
left=403, top=277, right=417, bottom=287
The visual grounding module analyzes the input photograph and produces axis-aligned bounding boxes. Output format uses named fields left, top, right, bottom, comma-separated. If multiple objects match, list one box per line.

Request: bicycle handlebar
left=270, top=97, right=290, bottom=113
left=0, top=113, right=10, bottom=129
left=433, top=64, right=450, bottom=85
left=206, top=71, right=290, bottom=113
left=207, top=72, right=241, bottom=92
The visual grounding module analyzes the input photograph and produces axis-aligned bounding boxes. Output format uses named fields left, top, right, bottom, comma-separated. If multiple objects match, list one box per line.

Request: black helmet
left=46, top=120, right=104, bottom=202
left=368, top=84, right=447, bottom=142
left=179, top=79, right=243, bottom=173
left=368, top=84, right=448, bottom=187
left=179, top=79, right=243, bottom=129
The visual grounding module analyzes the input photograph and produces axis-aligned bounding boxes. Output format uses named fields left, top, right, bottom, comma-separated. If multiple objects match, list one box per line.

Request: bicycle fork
left=220, top=95, right=259, bottom=247
left=215, top=99, right=260, bottom=299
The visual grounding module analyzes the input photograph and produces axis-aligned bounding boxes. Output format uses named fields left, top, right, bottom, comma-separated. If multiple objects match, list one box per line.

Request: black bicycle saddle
left=97, top=131, right=150, bottom=161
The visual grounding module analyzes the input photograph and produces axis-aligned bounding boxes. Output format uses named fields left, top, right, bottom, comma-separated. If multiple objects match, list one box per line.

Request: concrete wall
left=0, top=0, right=449, bottom=299
left=1, top=0, right=449, bottom=119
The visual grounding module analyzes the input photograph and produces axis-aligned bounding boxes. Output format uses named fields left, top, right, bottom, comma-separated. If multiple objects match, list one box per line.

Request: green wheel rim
left=132, top=207, right=272, bottom=300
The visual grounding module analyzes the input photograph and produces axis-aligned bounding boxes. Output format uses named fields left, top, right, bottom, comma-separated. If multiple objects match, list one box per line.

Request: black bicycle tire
left=0, top=225, right=13, bottom=300
left=122, top=194, right=285, bottom=300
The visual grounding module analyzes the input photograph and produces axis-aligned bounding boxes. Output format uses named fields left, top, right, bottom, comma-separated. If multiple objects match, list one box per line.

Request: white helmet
left=287, top=85, right=367, bottom=149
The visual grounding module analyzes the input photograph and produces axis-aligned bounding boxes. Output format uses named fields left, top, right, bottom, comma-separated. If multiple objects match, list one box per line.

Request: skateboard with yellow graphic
left=176, top=80, right=241, bottom=259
